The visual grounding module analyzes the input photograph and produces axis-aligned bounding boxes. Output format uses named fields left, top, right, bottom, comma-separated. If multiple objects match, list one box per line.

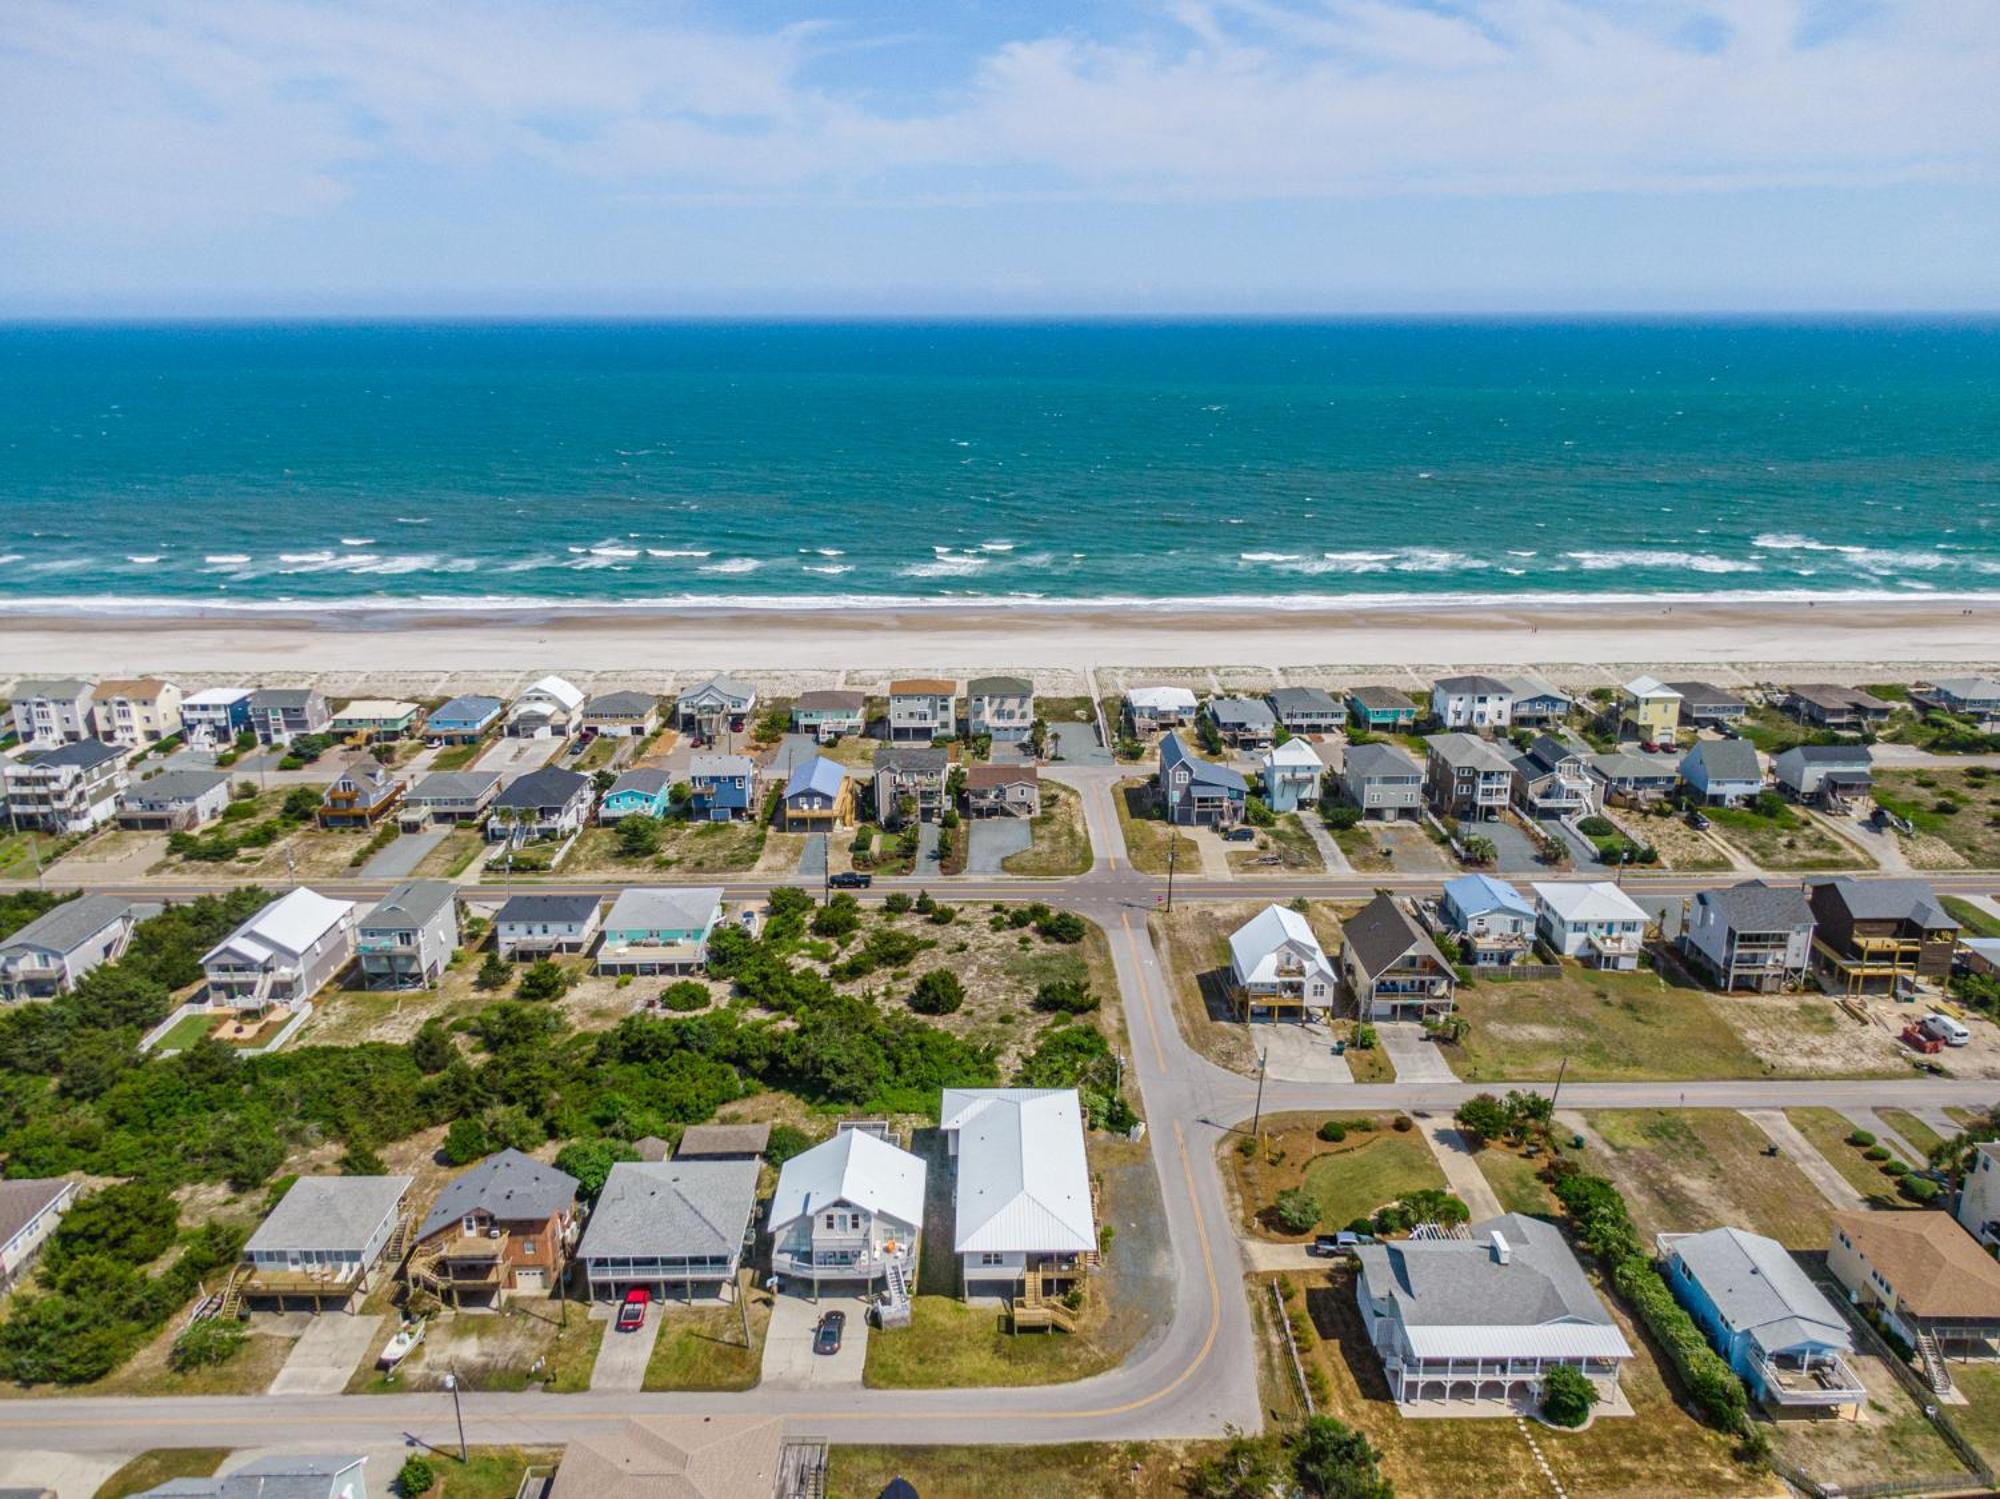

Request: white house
left=941, top=1088, right=1096, bottom=1302
left=201, top=888, right=358, bottom=1011
left=1262, top=738, right=1324, bottom=813
left=1957, top=1142, right=2000, bottom=1249
left=505, top=675, right=586, bottom=738
left=2, top=739, right=130, bottom=833
left=1681, top=739, right=1764, bottom=806
left=1227, top=903, right=1338, bottom=1021
left=0, top=894, right=134, bottom=1003
left=1439, top=874, right=1537, bottom=969
left=1124, top=686, right=1198, bottom=731
left=675, top=676, right=758, bottom=741
left=1532, top=881, right=1649, bottom=971
left=966, top=675, right=1035, bottom=742
left=179, top=687, right=253, bottom=747
left=768, top=1128, right=926, bottom=1299
left=118, top=768, right=232, bottom=830
left=1430, top=675, right=1514, bottom=731
left=0, top=1178, right=77, bottom=1285
left=1682, top=881, right=1815, bottom=993
left=7, top=679, right=97, bottom=745
left=90, top=678, right=184, bottom=746
left=494, top=893, right=603, bottom=960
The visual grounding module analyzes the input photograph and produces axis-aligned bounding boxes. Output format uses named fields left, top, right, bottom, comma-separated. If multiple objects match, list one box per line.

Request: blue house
left=598, top=767, right=672, bottom=823
left=1680, top=738, right=1764, bottom=806
left=595, top=886, right=724, bottom=975
left=1660, top=1226, right=1863, bottom=1416
left=1157, top=731, right=1247, bottom=828
left=688, top=753, right=757, bottom=822
left=426, top=694, right=503, bottom=743
left=1439, top=873, right=1536, bottom=968
left=1347, top=685, right=1418, bottom=730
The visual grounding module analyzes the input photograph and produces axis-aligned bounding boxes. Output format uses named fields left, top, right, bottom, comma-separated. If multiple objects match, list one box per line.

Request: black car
left=813, top=1309, right=846, bottom=1355
left=829, top=871, right=873, bottom=889
left=1685, top=810, right=1712, bottom=831
left=1222, top=826, right=1256, bottom=843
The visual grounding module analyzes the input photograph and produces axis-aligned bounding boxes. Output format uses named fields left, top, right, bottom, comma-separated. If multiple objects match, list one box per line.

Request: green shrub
left=908, top=969, right=964, bottom=1016
left=1862, top=1145, right=1891, bottom=1162
left=1881, top=1159, right=1910, bottom=1177
left=1317, top=1119, right=1347, bottom=1143
left=659, top=980, right=710, bottom=1012
left=1900, top=1176, right=1941, bottom=1204
left=397, top=1455, right=436, bottom=1497
left=1848, top=1129, right=1876, bottom=1147
left=169, top=1316, right=245, bottom=1372
left=1540, top=1364, right=1598, bottom=1428
left=1273, top=1188, right=1321, bottom=1235
left=1323, top=804, right=1362, bottom=831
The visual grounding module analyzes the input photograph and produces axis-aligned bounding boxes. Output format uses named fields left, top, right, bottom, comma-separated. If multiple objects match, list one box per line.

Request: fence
left=1271, top=1280, right=1315, bottom=1416
left=139, top=1000, right=313, bottom=1057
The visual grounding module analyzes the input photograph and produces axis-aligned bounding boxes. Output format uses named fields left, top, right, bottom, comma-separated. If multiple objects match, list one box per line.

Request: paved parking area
left=1258, top=1017, right=1349, bottom=1084
left=760, top=1291, right=869, bottom=1389
left=588, top=1301, right=663, bottom=1391
left=474, top=736, right=561, bottom=781
left=797, top=832, right=828, bottom=877
left=268, top=1310, right=383, bottom=1394
left=361, top=827, right=447, bottom=879
left=966, top=818, right=1031, bottom=873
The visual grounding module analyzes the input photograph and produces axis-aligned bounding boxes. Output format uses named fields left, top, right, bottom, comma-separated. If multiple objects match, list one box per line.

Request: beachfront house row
left=179, top=687, right=253, bottom=746
left=1660, top=1227, right=1863, bottom=1416
left=410, top=1149, right=579, bottom=1305
left=90, top=678, right=184, bottom=746
left=1773, top=744, right=1873, bottom=808
left=595, top=886, right=724, bottom=976
left=1782, top=684, right=1895, bottom=732
left=1499, top=674, right=1574, bottom=727
left=966, top=675, right=1035, bottom=741
left=1438, top=874, right=1536, bottom=970
left=1955, top=1143, right=2000, bottom=1249
left=494, top=893, right=602, bottom=960
left=1665, top=680, right=1750, bottom=729
left=399, top=770, right=501, bottom=828
left=1423, top=732, right=1514, bottom=821
left=1262, top=739, right=1324, bottom=812
left=577, top=1158, right=761, bottom=1303
left=424, top=693, right=503, bottom=742
left=781, top=755, right=854, bottom=831
left=1828, top=1211, right=2000, bottom=1381
left=887, top=678, right=958, bottom=743
left=0, top=1178, right=78, bottom=1285
left=964, top=763, right=1040, bottom=818
left=872, top=746, right=950, bottom=827
left=1532, top=881, right=1648, bottom=971
left=1507, top=732, right=1599, bottom=820
left=1356, top=1214, right=1633, bottom=1409
left=0, top=894, right=134, bottom=1003
left=2, top=739, right=130, bottom=833
left=329, top=699, right=423, bottom=742
left=1347, top=685, right=1418, bottom=731
left=246, top=687, right=332, bottom=746
left=487, top=765, right=593, bottom=842
left=790, top=689, right=867, bottom=742
left=1913, top=677, right=2000, bottom=732
left=687, top=753, right=757, bottom=821
left=1430, top=674, right=1514, bottom=731
left=1157, top=731, right=1248, bottom=827
left=1340, top=892, right=1456, bottom=1020
left=1587, top=750, right=1684, bottom=805
left=1266, top=686, right=1345, bottom=735
left=201, top=888, right=358, bottom=1012
left=356, top=879, right=461, bottom=990
left=1204, top=696, right=1277, bottom=750
left=117, top=768, right=232, bottom=830
left=1124, top=686, right=1199, bottom=732
left=505, top=675, right=585, bottom=739
left=130, top=1454, right=370, bottom=1499
left=1617, top=676, right=1683, bottom=747
left=943, top=1087, right=1097, bottom=1305
left=1680, top=739, right=1764, bottom=806
left=7, top=679, right=96, bottom=745
left=1682, top=881, right=1815, bottom=993
left=582, top=690, right=660, bottom=740
left=768, top=1127, right=926, bottom=1298
left=675, top=676, right=757, bottom=742
left=1341, top=741, right=1423, bottom=820
left=598, top=767, right=672, bottom=822
left=1805, top=877, right=1957, bottom=996
left=1228, top=903, right=1338, bottom=1021
left=318, top=761, right=407, bottom=828
left=240, top=1174, right=412, bottom=1313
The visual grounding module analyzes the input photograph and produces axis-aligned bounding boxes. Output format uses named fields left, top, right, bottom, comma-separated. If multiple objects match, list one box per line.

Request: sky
left=2, top=0, right=1998, bottom=316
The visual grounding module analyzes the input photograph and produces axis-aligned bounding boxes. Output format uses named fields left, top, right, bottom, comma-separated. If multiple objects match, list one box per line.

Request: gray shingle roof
left=1205, top=697, right=1278, bottom=729
left=20, top=739, right=124, bottom=771
left=1349, top=685, right=1416, bottom=711
left=1696, top=880, right=1814, bottom=934
left=605, top=767, right=671, bottom=797
left=1344, top=741, right=1421, bottom=780
left=1342, top=892, right=1446, bottom=980
left=360, top=880, right=457, bottom=931
left=874, top=746, right=949, bottom=773
left=246, top=1176, right=412, bottom=1254
left=586, top=691, right=659, bottom=716
left=0, top=894, right=130, bottom=957
left=0, top=1179, right=72, bottom=1251
left=408, top=770, right=500, bottom=801
left=496, top=893, right=601, bottom=925
left=430, top=693, right=502, bottom=723
left=140, top=1454, right=368, bottom=1499
left=1784, top=744, right=1874, bottom=767
left=689, top=754, right=755, bottom=779
left=1159, top=732, right=1248, bottom=792
left=1426, top=732, right=1516, bottom=774
left=1664, top=681, right=1747, bottom=710
left=1267, top=686, right=1340, bottom=714
left=126, top=769, right=230, bottom=805
left=247, top=688, right=318, bottom=710
left=1811, top=877, right=1955, bottom=930
left=1356, top=1213, right=1615, bottom=1333
left=795, top=689, right=865, bottom=712
left=603, top=886, right=723, bottom=931
left=9, top=679, right=91, bottom=699
left=967, top=675, right=1033, bottom=696
left=1434, top=674, right=1512, bottom=695
left=419, top=1148, right=579, bottom=1240
left=576, top=1159, right=759, bottom=1261
left=1683, top=738, right=1762, bottom=783
left=494, top=765, right=590, bottom=810
left=676, top=1123, right=772, bottom=1158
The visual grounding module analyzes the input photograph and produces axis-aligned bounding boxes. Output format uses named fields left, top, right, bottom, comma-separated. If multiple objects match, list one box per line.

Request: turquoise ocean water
left=0, top=320, right=1995, bottom=614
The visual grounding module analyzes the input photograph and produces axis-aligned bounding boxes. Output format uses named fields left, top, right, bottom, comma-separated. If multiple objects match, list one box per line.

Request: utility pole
left=1165, top=823, right=1179, bottom=911
left=443, top=1368, right=467, bottom=1462
left=1251, top=1047, right=1270, bottom=1142
left=1547, top=1054, right=1569, bottom=1124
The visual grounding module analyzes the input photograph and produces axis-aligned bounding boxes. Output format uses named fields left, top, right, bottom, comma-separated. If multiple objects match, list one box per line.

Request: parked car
left=1921, top=1012, right=1971, bottom=1047
left=1222, top=826, right=1256, bottom=843
left=813, top=1309, right=846, bottom=1355
left=1685, top=810, right=1712, bottom=831
left=829, top=871, right=873, bottom=889
left=617, top=1287, right=650, bottom=1331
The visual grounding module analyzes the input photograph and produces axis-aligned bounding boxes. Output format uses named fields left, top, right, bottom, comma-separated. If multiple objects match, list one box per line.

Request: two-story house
left=7, top=679, right=96, bottom=745
left=595, top=886, right=724, bottom=976
left=1587, top=749, right=1685, bottom=805
left=1682, top=880, right=1814, bottom=992
left=90, top=678, right=184, bottom=746
left=246, top=687, right=332, bottom=746
left=966, top=676, right=1035, bottom=742
left=1341, top=741, right=1423, bottom=820
left=1955, top=1142, right=2000, bottom=1249
left=582, top=690, right=660, bottom=740
left=318, top=762, right=406, bottom=828
left=780, top=755, right=853, bottom=832
left=240, top=1174, right=411, bottom=1313
left=1123, top=686, right=1198, bottom=732
left=943, top=1088, right=1096, bottom=1306
left=577, top=1158, right=761, bottom=1304
left=1423, top=733, right=1515, bottom=821
left=0, top=894, right=133, bottom=1003
left=1438, top=873, right=1536, bottom=969
left=1680, top=738, right=1764, bottom=806
left=1805, top=876, right=1957, bottom=996
left=410, top=1149, right=579, bottom=1306
left=790, top=690, right=867, bottom=742
left=1347, top=685, right=1418, bottom=732
left=2, top=739, right=129, bottom=833
left=1507, top=732, right=1599, bottom=819
left=487, top=765, right=593, bottom=843
left=1430, top=675, right=1514, bottom=731
left=675, top=676, right=758, bottom=743
left=769, top=1127, right=926, bottom=1300
left=494, top=893, right=603, bottom=960
left=356, top=879, right=460, bottom=990
left=201, top=888, right=357, bottom=1012
left=424, top=694, right=503, bottom=743
left=1228, top=903, right=1337, bottom=1020
left=1532, top=881, right=1647, bottom=970
left=179, top=687, right=253, bottom=747
left=1828, top=1212, right=2000, bottom=1384
left=505, top=675, right=585, bottom=739
left=1664, top=681, right=1749, bottom=730
left=1157, top=731, right=1247, bottom=828
left=872, top=747, right=949, bottom=827
left=887, top=679, right=958, bottom=743
left=1773, top=744, right=1873, bottom=808
left=117, top=768, right=232, bottom=830
left=1266, top=686, right=1345, bottom=735
left=1340, top=892, right=1456, bottom=1019
left=1617, top=676, right=1683, bottom=747
left=1261, top=739, right=1323, bottom=813
left=1913, top=677, right=2000, bottom=733
left=598, top=767, right=672, bottom=822
left=1782, top=684, right=1894, bottom=732
left=329, top=700, right=423, bottom=742
left=399, top=770, right=500, bottom=828
left=964, top=763, right=1040, bottom=819
left=1499, top=674, right=1574, bottom=728
left=1204, top=697, right=1277, bottom=750
left=687, top=754, right=757, bottom=822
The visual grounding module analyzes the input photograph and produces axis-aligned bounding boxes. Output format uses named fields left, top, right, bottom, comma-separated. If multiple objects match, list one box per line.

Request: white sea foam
left=351, top=555, right=436, bottom=575
left=699, top=558, right=763, bottom=575
left=1239, top=551, right=1302, bottom=563
left=204, top=554, right=251, bottom=564
left=0, top=554, right=22, bottom=566
left=280, top=551, right=335, bottom=564
left=901, top=556, right=990, bottom=578
left=126, top=555, right=162, bottom=564
left=802, top=564, right=854, bottom=576
left=646, top=549, right=712, bottom=559
left=1752, top=532, right=1863, bottom=554
left=395, top=516, right=430, bottom=525
left=589, top=546, right=641, bottom=559
left=1566, top=549, right=1758, bottom=574
left=978, top=540, right=1016, bottom=553
left=340, top=537, right=376, bottom=547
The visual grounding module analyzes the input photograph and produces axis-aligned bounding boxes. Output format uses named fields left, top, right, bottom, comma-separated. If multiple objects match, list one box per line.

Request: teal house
left=595, top=886, right=725, bottom=975
left=1347, top=685, right=1418, bottom=730
left=598, top=767, right=671, bottom=823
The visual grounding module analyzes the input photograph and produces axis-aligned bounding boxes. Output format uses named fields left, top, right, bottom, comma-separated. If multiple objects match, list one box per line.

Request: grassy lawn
left=1704, top=802, right=1857, bottom=871
left=1768, top=1344, right=1969, bottom=1491
left=84, top=1322, right=294, bottom=1398
left=643, top=1278, right=772, bottom=1390
left=350, top=1303, right=604, bottom=1393
left=1221, top=1112, right=1442, bottom=1240
left=1874, top=768, right=2000, bottom=869
left=1474, top=1145, right=1558, bottom=1217
left=1227, top=813, right=1324, bottom=873
left=413, top=825, right=484, bottom=878
left=1334, top=822, right=1396, bottom=872
left=1943, top=895, right=2000, bottom=938
left=826, top=1443, right=1229, bottom=1499
left=404, top=1449, right=560, bottom=1499
left=1948, top=1362, right=2000, bottom=1471
left=1341, top=1029, right=1396, bottom=1084
left=1001, top=781, right=1092, bottom=876
left=150, top=1010, right=220, bottom=1052
left=95, top=1451, right=229, bottom=1499
left=1877, top=1107, right=1946, bottom=1157
left=1582, top=1110, right=1834, bottom=1249
left=1152, top=900, right=1346, bottom=1076
left=1113, top=778, right=1177, bottom=874
left=428, top=737, right=491, bottom=770
left=1786, top=1107, right=1917, bottom=1209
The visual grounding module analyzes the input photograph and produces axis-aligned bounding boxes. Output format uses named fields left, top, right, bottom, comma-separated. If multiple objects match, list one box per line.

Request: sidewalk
left=1742, top=1109, right=1865, bottom=1212
left=1417, top=1118, right=1504, bottom=1221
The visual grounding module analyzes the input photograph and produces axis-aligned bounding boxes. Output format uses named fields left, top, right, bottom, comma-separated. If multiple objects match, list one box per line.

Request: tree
left=1244, top=795, right=1276, bottom=828
left=1539, top=1364, right=1598, bottom=1428
left=1453, top=1092, right=1508, bottom=1147
left=616, top=815, right=661, bottom=858
left=909, top=969, right=965, bottom=1016
left=659, top=980, right=710, bottom=1012
left=1273, top=1187, right=1321, bottom=1235
left=281, top=784, right=322, bottom=821
left=811, top=894, right=862, bottom=939
left=1459, top=834, right=1497, bottom=865
left=409, top=1018, right=455, bottom=1074
left=516, top=959, right=570, bottom=1001
left=1033, top=909, right=1086, bottom=944
left=1033, top=978, right=1099, bottom=1015
left=474, top=950, right=511, bottom=990
left=1324, top=803, right=1362, bottom=831
left=1289, top=1415, right=1393, bottom=1499
left=170, top=1317, right=246, bottom=1372
left=43, top=1181, right=179, bottom=1275
left=554, top=1138, right=638, bottom=1200
left=443, top=1116, right=490, bottom=1166
left=397, top=1455, right=437, bottom=1497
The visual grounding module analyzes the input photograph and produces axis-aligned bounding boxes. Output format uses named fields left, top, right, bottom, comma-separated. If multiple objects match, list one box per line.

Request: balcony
left=1753, top=1349, right=1866, bottom=1407
left=357, top=935, right=419, bottom=954
left=772, top=1243, right=915, bottom=1280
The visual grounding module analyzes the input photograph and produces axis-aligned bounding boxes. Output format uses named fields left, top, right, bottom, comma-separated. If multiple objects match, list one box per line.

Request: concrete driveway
left=361, top=827, right=447, bottom=879
left=475, top=736, right=561, bottom=781
left=797, top=832, right=828, bottom=878
left=268, top=1311, right=384, bottom=1395
left=588, top=1302, right=663, bottom=1391
left=1048, top=723, right=1109, bottom=765
left=760, top=1291, right=869, bottom=1389
left=966, top=818, right=1031, bottom=874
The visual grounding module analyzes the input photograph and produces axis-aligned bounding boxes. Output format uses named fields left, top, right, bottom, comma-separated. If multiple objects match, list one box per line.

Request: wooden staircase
left=1915, top=1329, right=1956, bottom=1396
left=217, top=1263, right=251, bottom=1321
left=383, top=1212, right=416, bottom=1267
left=878, top=1256, right=912, bottom=1329
left=1009, top=1265, right=1077, bottom=1333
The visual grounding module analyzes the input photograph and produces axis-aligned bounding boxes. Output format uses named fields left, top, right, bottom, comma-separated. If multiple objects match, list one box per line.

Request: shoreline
left=1, top=597, right=1995, bottom=683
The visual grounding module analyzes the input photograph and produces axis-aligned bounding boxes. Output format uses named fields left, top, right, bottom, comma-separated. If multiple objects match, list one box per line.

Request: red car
left=617, top=1287, right=651, bottom=1332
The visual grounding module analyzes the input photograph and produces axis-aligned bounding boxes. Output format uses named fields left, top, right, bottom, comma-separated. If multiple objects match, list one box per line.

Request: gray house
left=1681, top=738, right=1764, bottom=806
left=495, top=892, right=602, bottom=960
left=1683, top=881, right=1815, bottom=992
left=245, top=687, right=331, bottom=746
left=1665, top=681, right=1750, bottom=728
left=117, top=768, right=232, bottom=830
left=1266, top=687, right=1344, bottom=734
left=582, top=690, right=660, bottom=739
left=0, top=895, right=133, bottom=1003
left=2, top=738, right=129, bottom=833
left=357, top=880, right=461, bottom=990
left=488, top=765, right=593, bottom=842
left=577, top=1159, right=761, bottom=1302
left=1158, top=731, right=1248, bottom=827
left=1204, top=696, right=1277, bottom=749
left=131, top=1454, right=370, bottom=1499
left=1341, top=741, right=1423, bottom=820
left=241, top=1175, right=412, bottom=1312
left=873, top=746, right=950, bottom=826
left=1423, top=733, right=1515, bottom=820
left=1499, top=674, right=1574, bottom=727
left=1774, top=744, right=1873, bottom=808
left=966, top=675, right=1036, bottom=742
left=1508, top=733, right=1598, bottom=819
left=401, top=769, right=501, bottom=828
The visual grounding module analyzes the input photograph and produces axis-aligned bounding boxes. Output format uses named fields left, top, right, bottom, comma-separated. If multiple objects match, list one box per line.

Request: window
left=522, top=1241, right=537, bottom=1256
left=980, top=1252, right=1005, bottom=1267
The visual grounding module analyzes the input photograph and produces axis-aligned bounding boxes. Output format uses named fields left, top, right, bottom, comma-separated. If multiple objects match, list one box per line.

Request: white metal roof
left=1621, top=675, right=1680, bottom=700
left=768, top=1129, right=926, bottom=1233
left=1126, top=686, right=1198, bottom=711
left=1531, top=880, right=1649, bottom=925
left=1263, top=739, right=1324, bottom=770
left=1404, top=1322, right=1634, bottom=1361
left=1228, top=904, right=1335, bottom=988
left=183, top=687, right=251, bottom=707
left=202, top=887, right=355, bottom=968
left=518, top=675, right=585, bottom=711
left=332, top=698, right=419, bottom=719
left=941, top=1088, right=1096, bottom=1256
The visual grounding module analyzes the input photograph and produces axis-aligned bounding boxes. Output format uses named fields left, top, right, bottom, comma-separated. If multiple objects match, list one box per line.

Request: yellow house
left=1619, top=676, right=1683, bottom=747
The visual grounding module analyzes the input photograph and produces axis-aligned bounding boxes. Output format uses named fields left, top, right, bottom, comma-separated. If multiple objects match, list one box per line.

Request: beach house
left=1204, top=696, right=1277, bottom=750
left=966, top=675, right=1035, bottom=741
left=179, top=687, right=253, bottom=746
left=1228, top=903, right=1338, bottom=1020
left=1587, top=750, right=1683, bottom=805
left=675, top=676, right=757, bottom=742
left=1805, top=877, right=1957, bottom=996
left=1828, top=1212, right=2000, bottom=1383
left=872, top=746, right=949, bottom=826
left=1430, top=674, right=1514, bottom=731
left=240, top=1174, right=412, bottom=1313
left=487, top=765, right=592, bottom=842
left=246, top=687, right=331, bottom=745
left=1340, top=892, right=1456, bottom=1019
left=2, top=739, right=129, bottom=833
left=768, top=1127, right=926, bottom=1299
left=1531, top=881, right=1648, bottom=970
left=1262, top=739, right=1324, bottom=812
left=117, top=768, right=232, bottom=830
left=595, top=886, right=724, bottom=975
left=7, top=679, right=96, bottom=745
left=1347, top=685, right=1418, bottom=731
left=0, top=894, right=133, bottom=1003
left=1341, top=740, right=1423, bottom=820
left=1913, top=677, right=2000, bottom=732
left=1661, top=1228, right=1863, bottom=1416
left=1782, top=684, right=1894, bottom=732
left=1438, top=874, right=1536, bottom=969
left=1955, top=1144, right=2000, bottom=1249
left=201, top=888, right=358, bottom=1011
left=317, top=761, right=406, bottom=828
left=546, top=1418, right=783, bottom=1499
left=1498, top=674, right=1574, bottom=728
left=577, top=1158, right=761, bottom=1304
left=329, top=699, right=422, bottom=742
left=1157, top=731, right=1247, bottom=827
left=90, top=678, right=184, bottom=746
left=1664, top=681, right=1750, bottom=730
left=1773, top=744, right=1873, bottom=808
left=410, top=1149, right=578, bottom=1306
left=687, top=753, right=757, bottom=821
left=506, top=675, right=585, bottom=739
left=790, top=689, right=867, bottom=742
left=1682, top=881, right=1815, bottom=992
left=781, top=754, right=853, bottom=831
left=598, top=767, right=672, bottom=822
left=1617, top=676, right=1683, bottom=746
left=1507, top=732, right=1599, bottom=819
left=494, top=892, right=602, bottom=960
left=1422, top=733, right=1514, bottom=821
left=128, top=1454, right=370, bottom=1499
left=964, top=763, right=1040, bottom=818
left=1680, top=738, right=1764, bottom=806
left=942, top=1087, right=1097, bottom=1308
left=582, top=690, right=660, bottom=740
left=355, top=879, right=460, bottom=990
left=887, top=678, right=958, bottom=742
left=0, top=1178, right=78, bottom=1286
left=1123, top=686, right=1198, bottom=732
left=424, top=693, right=503, bottom=742
left=1266, top=686, right=1345, bottom=735
left=399, top=769, right=500, bottom=827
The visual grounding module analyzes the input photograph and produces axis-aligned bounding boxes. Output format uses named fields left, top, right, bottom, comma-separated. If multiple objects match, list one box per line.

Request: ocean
left=0, top=320, right=1995, bottom=615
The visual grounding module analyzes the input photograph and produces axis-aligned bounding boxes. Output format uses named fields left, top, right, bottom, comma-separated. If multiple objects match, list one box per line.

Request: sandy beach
left=1, top=598, right=1995, bottom=694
